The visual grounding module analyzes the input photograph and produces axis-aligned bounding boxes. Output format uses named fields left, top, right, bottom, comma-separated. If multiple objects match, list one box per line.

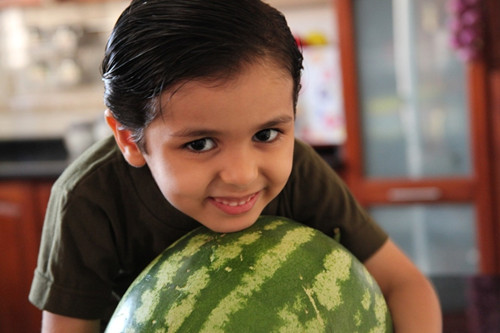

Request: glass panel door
left=354, top=0, right=471, bottom=179
left=370, top=204, right=478, bottom=276
left=335, top=0, right=496, bottom=315
left=350, top=0, right=478, bottom=275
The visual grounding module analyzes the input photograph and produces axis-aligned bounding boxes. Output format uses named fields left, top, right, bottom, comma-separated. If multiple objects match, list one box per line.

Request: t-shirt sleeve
left=267, top=140, right=388, bottom=262
left=29, top=178, right=120, bottom=320
left=29, top=137, right=201, bottom=324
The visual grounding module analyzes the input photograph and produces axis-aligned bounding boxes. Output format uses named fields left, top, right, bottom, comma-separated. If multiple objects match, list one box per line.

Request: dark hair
left=101, top=0, right=303, bottom=147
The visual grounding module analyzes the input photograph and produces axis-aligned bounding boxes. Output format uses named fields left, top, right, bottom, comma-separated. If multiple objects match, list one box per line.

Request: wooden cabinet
left=485, top=0, right=500, bottom=65
left=334, top=0, right=500, bottom=328
left=335, top=0, right=499, bottom=276
left=485, top=0, right=500, bottom=271
left=0, top=180, right=53, bottom=333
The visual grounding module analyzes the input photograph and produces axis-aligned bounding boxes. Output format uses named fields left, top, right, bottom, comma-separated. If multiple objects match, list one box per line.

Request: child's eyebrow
left=171, top=128, right=221, bottom=138
left=259, top=115, right=294, bottom=129
left=171, top=115, right=294, bottom=138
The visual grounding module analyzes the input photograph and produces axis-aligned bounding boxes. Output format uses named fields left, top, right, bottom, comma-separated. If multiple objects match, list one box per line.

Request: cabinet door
left=336, top=0, right=496, bottom=277
left=0, top=181, right=44, bottom=332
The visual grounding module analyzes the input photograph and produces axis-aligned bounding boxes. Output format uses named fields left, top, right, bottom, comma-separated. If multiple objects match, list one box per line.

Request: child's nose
left=219, top=148, right=258, bottom=187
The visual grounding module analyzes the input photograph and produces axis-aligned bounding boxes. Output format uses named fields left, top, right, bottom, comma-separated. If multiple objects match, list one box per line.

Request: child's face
left=141, top=62, right=295, bottom=233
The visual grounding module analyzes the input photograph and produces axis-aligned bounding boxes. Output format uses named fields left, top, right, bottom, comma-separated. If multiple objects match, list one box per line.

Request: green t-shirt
left=29, top=136, right=387, bottom=323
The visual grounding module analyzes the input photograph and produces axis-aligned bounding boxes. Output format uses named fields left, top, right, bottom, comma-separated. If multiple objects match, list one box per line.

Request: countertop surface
left=0, top=160, right=68, bottom=179
left=0, top=101, right=110, bottom=179
left=0, top=137, right=70, bottom=179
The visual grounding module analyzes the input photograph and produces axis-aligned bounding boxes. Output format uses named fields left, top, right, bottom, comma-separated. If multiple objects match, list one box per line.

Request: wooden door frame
left=484, top=0, right=500, bottom=274
left=334, top=0, right=498, bottom=273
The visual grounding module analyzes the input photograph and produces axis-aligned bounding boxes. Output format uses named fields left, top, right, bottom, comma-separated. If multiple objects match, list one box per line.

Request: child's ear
left=104, top=109, right=146, bottom=167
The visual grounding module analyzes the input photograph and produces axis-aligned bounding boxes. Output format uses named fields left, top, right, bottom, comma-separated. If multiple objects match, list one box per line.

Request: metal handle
left=0, top=201, right=22, bottom=219
left=387, top=187, right=442, bottom=202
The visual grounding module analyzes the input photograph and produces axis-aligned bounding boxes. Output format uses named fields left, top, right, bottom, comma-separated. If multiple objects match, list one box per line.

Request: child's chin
left=204, top=218, right=257, bottom=234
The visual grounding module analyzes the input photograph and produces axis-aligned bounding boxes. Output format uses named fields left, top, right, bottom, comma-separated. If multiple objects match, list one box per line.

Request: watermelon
left=106, top=216, right=393, bottom=332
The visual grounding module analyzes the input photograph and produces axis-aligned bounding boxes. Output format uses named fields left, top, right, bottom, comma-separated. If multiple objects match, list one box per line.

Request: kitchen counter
left=0, top=84, right=111, bottom=175
left=0, top=138, right=69, bottom=178
left=0, top=104, right=110, bottom=179
left=0, top=160, right=67, bottom=179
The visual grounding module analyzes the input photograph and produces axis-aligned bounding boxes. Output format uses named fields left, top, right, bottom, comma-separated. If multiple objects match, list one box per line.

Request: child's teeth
left=217, top=197, right=250, bottom=206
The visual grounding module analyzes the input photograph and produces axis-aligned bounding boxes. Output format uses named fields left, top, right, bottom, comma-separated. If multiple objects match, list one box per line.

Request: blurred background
left=0, top=0, right=499, bottom=332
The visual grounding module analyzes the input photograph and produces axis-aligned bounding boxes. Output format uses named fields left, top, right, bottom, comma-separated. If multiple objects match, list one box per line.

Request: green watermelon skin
left=106, top=216, right=393, bottom=333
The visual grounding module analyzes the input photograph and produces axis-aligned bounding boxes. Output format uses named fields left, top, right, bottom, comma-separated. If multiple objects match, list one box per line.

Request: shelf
left=266, top=0, right=329, bottom=9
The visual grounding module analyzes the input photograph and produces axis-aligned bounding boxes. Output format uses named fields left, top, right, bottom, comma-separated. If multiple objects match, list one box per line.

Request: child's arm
left=42, top=311, right=100, bottom=333
left=364, top=239, right=442, bottom=332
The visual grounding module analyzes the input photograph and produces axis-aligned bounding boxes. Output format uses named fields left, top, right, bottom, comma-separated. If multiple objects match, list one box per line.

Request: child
left=29, top=0, right=442, bottom=331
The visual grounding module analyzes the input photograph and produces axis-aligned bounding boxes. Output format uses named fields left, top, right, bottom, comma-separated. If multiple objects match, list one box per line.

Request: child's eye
left=253, top=129, right=279, bottom=143
left=185, top=138, right=216, bottom=152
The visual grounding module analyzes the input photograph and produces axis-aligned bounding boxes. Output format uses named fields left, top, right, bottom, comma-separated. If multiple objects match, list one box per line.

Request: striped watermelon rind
left=106, top=216, right=393, bottom=332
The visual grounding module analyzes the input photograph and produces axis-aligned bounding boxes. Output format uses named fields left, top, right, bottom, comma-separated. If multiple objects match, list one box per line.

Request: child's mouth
left=210, top=192, right=260, bottom=215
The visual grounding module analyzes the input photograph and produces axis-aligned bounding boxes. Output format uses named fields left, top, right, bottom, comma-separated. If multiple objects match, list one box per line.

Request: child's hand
left=364, top=240, right=442, bottom=332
